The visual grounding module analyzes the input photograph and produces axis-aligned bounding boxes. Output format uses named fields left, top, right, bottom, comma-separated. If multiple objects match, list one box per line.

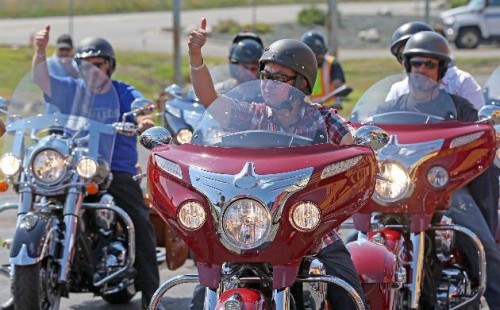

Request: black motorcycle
left=0, top=60, right=155, bottom=309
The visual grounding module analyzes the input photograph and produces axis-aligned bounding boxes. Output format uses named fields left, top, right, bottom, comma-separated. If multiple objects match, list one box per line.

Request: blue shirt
left=48, top=76, right=142, bottom=175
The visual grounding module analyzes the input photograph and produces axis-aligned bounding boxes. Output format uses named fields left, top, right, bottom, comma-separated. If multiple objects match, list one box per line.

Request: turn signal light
left=0, top=181, right=8, bottom=192
left=86, top=182, right=99, bottom=195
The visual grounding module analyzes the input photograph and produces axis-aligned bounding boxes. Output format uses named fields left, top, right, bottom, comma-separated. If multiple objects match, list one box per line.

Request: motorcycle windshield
left=191, top=79, right=329, bottom=148
left=350, top=73, right=457, bottom=124
left=3, top=59, right=119, bottom=165
left=484, top=66, right=500, bottom=104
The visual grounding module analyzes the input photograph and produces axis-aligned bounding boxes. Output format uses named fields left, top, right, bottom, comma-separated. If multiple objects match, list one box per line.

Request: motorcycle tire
left=12, top=261, right=61, bottom=310
left=102, top=284, right=136, bottom=304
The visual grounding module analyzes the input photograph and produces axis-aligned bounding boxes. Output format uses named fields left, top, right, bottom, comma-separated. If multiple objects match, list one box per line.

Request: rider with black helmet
left=214, top=32, right=264, bottom=95
left=300, top=30, right=346, bottom=108
left=74, top=36, right=117, bottom=77
left=31, top=25, right=162, bottom=310
left=387, top=21, right=484, bottom=109
left=387, top=30, right=500, bottom=310
left=188, top=17, right=369, bottom=310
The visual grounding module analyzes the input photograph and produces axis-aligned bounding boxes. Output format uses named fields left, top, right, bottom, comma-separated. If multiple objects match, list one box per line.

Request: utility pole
left=327, top=0, right=339, bottom=58
left=68, top=0, right=74, bottom=38
left=173, top=0, right=182, bottom=85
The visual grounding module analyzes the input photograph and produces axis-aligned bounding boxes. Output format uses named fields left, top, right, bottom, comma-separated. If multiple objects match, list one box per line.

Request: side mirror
left=478, top=105, right=500, bottom=125
left=130, top=98, right=156, bottom=117
left=353, top=125, right=390, bottom=151
left=165, top=84, right=183, bottom=99
left=139, top=126, right=172, bottom=150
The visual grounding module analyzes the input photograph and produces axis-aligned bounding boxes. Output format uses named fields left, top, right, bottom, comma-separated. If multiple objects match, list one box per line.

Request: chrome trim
left=148, top=274, right=200, bottom=310
left=9, top=222, right=57, bottom=267
left=58, top=188, right=82, bottom=282
left=374, top=137, right=444, bottom=205
left=190, top=163, right=313, bottom=253
left=9, top=244, right=39, bottom=265
left=429, top=224, right=486, bottom=309
left=273, top=288, right=290, bottom=310
left=149, top=274, right=365, bottom=310
left=82, top=202, right=136, bottom=287
left=409, top=232, right=425, bottom=309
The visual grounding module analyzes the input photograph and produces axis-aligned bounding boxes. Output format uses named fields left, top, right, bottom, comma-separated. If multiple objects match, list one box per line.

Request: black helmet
left=231, top=31, right=264, bottom=49
left=390, top=22, right=434, bottom=58
left=229, top=39, right=264, bottom=65
left=74, top=37, right=116, bottom=76
left=259, top=39, right=317, bottom=95
left=300, top=30, right=328, bottom=55
left=402, top=31, right=451, bottom=80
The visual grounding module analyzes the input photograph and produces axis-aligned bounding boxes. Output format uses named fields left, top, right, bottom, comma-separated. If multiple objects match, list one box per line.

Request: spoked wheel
left=13, top=257, right=61, bottom=310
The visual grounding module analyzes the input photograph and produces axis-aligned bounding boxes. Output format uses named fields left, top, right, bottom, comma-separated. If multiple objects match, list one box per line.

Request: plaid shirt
left=230, top=100, right=352, bottom=247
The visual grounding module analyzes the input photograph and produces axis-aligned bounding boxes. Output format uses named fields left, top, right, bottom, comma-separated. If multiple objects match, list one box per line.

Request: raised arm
left=32, top=25, right=52, bottom=96
left=188, top=18, right=219, bottom=108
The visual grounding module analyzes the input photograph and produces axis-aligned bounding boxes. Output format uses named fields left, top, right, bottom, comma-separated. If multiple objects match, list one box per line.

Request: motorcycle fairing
left=148, top=143, right=376, bottom=288
left=352, top=121, right=495, bottom=233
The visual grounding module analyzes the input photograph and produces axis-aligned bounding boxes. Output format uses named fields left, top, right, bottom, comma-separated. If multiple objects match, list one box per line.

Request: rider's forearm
left=32, top=48, right=51, bottom=97
left=189, top=51, right=218, bottom=109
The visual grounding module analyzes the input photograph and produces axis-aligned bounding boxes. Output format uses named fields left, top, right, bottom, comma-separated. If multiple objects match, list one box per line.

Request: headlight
left=178, top=201, right=206, bottom=230
left=32, top=149, right=67, bottom=184
left=443, top=16, right=455, bottom=25
left=290, top=202, right=321, bottom=232
left=76, top=157, right=98, bottom=178
left=222, top=199, right=271, bottom=249
left=176, top=128, right=193, bottom=144
left=375, top=162, right=409, bottom=202
left=427, top=166, right=449, bottom=188
left=0, top=153, right=21, bottom=176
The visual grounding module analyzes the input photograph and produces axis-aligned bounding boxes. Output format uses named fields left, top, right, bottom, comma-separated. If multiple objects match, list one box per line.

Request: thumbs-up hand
left=34, top=25, right=50, bottom=54
left=188, top=17, right=208, bottom=56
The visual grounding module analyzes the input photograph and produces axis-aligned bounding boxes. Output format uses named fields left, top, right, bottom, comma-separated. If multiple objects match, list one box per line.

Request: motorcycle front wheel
left=13, top=257, right=61, bottom=310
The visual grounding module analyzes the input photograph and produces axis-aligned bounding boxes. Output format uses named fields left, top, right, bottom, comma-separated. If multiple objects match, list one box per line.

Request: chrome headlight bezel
left=221, top=198, right=271, bottom=250
left=374, top=162, right=410, bottom=203
left=0, top=153, right=21, bottom=176
left=31, top=148, right=67, bottom=184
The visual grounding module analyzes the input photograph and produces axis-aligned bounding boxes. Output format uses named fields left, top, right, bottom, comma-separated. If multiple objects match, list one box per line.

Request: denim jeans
left=448, top=186, right=500, bottom=310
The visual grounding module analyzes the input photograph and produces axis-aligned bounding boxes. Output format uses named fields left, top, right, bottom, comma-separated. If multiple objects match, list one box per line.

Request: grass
left=0, top=46, right=498, bottom=120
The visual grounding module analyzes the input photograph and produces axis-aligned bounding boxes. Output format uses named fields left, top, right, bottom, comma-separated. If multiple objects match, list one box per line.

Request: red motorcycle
left=347, top=74, right=497, bottom=309
left=140, top=80, right=377, bottom=309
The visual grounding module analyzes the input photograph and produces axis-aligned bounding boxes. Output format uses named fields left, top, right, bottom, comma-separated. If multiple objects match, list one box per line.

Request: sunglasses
left=409, top=59, right=439, bottom=70
left=259, top=70, right=297, bottom=83
left=76, top=59, right=108, bottom=69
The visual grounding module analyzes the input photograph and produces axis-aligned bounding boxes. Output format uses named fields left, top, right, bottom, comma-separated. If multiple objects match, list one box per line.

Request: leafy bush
left=297, top=6, right=327, bottom=26
left=213, top=19, right=273, bottom=34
